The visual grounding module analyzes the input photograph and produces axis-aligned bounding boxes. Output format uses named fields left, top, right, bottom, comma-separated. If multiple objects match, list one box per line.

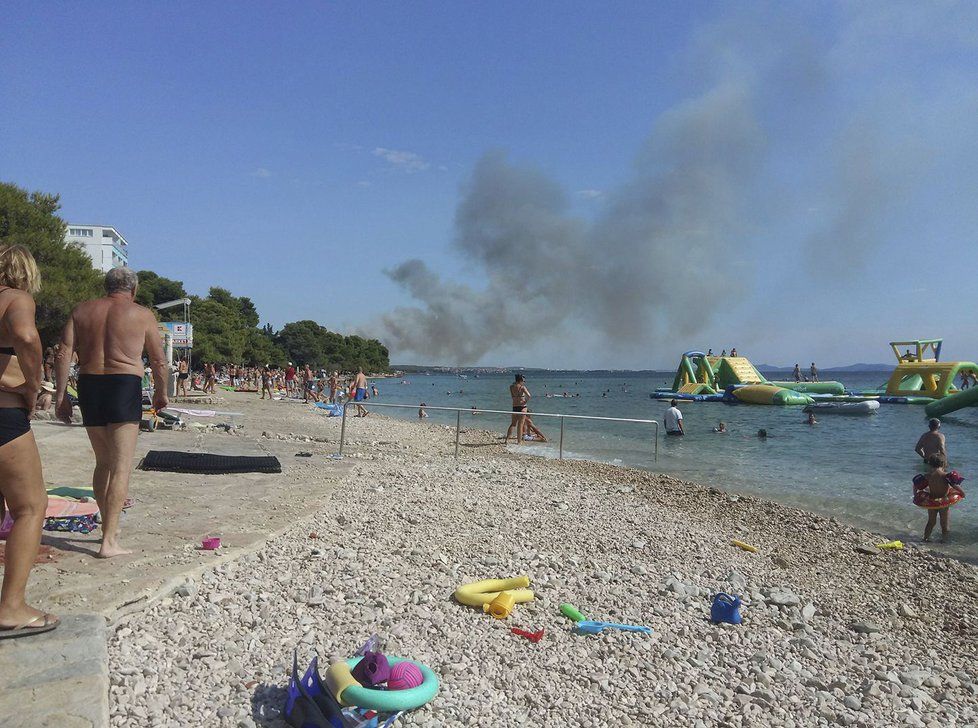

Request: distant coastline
left=394, top=363, right=894, bottom=375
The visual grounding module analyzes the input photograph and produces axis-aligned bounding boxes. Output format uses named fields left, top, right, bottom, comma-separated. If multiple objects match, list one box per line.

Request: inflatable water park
left=651, top=338, right=978, bottom=415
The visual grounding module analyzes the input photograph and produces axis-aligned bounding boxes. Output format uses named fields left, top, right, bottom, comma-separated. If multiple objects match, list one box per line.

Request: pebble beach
left=107, top=395, right=978, bottom=727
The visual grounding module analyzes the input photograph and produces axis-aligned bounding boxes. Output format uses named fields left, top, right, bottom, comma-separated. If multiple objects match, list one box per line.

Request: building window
left=69, top=228, right=93, bottom=237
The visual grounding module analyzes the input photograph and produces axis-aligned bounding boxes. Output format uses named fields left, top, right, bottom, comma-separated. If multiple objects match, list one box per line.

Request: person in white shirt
left=664, top=399, right=684, bottom=436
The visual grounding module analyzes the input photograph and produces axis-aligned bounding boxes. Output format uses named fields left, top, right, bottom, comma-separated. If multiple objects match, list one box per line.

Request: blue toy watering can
left=710, top=593, right=742, bottom=625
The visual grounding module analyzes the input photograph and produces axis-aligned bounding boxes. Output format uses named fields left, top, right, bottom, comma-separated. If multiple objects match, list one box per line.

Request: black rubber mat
left=139, top=450, right=281, bottom=474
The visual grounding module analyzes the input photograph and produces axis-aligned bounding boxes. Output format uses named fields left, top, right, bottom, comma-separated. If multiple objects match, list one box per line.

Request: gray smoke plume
left=378, top=3, right=978, bottom=365
left=381, top=79, right=762, bottom=364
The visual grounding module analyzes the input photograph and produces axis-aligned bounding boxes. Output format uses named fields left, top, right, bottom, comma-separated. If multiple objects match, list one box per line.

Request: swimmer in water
left=807, top=412, right=817, bottom=425
left=757, top=429, right=768, bottom=439
left=713, top=421, right=727, bottom=433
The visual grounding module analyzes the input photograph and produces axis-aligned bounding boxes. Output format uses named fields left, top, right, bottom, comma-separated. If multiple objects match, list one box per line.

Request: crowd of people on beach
left=171, top=359, right=379, bottom=417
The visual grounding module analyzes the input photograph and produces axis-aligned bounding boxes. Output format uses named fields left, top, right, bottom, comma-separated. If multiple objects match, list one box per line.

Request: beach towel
left=47, top=486, right=96, bottom=500
left=314, top=402, right=343, bottom=417
left=168, top=407, right=217, bottom=417
left=139, top=450, right=282, bottom=474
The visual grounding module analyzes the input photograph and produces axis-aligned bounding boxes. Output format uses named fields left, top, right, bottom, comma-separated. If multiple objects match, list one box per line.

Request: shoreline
left=506, top=439, right=978, bottom=567
left=92, top=393, right=978, bottom=726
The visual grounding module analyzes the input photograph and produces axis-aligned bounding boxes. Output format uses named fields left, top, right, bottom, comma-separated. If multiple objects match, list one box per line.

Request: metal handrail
left=336, top=401, right=659, bottom=462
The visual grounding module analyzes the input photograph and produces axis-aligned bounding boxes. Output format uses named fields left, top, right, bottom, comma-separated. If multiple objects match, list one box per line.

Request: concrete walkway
left=24, top=416, right=348, bottom=620
left=0, top=614, right=109, bottom=727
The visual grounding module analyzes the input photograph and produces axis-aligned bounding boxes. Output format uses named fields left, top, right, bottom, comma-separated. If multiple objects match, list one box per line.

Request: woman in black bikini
left=0, top=245, right=58, bottom=639
left=505, top=373, right=531, bottom=445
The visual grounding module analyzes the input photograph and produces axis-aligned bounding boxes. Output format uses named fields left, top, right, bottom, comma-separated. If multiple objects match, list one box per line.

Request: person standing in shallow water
left=915, top=418, right=946, bottom=462
left=55, top=267, right=169, bottom=559
left=0, top=245, right=60, bottom=638
left=664, top=399, right=684, bottom=436
left=505, top=374, right=530, bottom=444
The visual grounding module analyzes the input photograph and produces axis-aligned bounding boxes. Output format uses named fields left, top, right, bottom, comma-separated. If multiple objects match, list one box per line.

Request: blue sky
left=3, top=2, right=978, bottom=368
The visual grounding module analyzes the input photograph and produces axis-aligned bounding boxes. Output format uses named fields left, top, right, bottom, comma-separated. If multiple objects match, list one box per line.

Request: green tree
left=134, top=270, right=188, bottom=315
left=274, top=320, right=325, bottom=366
left=188, top=296, right=247, bottom=364
left=0, top=182, right=103, bottom=343
left=243, top=328, right=287, bottom=367
left=274, top=320, right=390, bottom=371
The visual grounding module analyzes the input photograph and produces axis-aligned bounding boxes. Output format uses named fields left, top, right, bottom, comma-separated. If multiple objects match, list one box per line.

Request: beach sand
left=22, top=393, right=978, bottom=726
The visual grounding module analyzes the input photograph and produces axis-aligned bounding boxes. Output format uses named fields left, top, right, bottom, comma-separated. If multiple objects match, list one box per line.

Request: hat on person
left=41, top=381, right=55, bottom=393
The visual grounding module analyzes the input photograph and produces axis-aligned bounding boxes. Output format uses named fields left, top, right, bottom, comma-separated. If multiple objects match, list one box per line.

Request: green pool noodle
left=560, top=603, right=586, bottom=622
left=341, top=656, right=439, bottom=712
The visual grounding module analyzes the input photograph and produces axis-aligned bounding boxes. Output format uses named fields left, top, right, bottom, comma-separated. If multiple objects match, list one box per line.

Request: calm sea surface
left=364, top=371, right=977, bottom=562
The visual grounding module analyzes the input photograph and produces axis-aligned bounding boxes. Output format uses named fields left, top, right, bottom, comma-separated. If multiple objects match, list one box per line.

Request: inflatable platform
left=658, top=351, right=835, bottom=406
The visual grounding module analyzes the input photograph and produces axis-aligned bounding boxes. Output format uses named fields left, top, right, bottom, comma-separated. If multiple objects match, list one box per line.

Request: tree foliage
left=0, top=182, right=103, bottom=343
left=274, top=320, right=389, bottom=371
left=134, top=270, right=188, bottom=313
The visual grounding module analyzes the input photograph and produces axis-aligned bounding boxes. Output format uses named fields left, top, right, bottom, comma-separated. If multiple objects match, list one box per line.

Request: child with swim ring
left=912, top=454, right=965, bottom=543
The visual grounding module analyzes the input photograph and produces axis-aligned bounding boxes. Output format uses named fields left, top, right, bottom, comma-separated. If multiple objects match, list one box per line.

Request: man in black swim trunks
left=55, top=268, right=168, bottom=559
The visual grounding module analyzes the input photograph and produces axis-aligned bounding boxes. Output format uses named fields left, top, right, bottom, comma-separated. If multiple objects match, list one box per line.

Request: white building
left=65, top=224, right=129, bottom=272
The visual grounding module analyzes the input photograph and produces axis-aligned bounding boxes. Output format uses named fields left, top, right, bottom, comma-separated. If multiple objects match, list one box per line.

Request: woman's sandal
left=0, top=613, right=60, bottom=640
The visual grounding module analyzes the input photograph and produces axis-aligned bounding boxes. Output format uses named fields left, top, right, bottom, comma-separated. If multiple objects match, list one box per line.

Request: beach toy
left=731, top=539, right=758, bottom=553
left=201, top=537, right=221, bottom=550
left=454, top=576, right=534, bottom=608
left=511, top=627, right=545, bottom=643
left=387, top=661, right=424, bottom=690
left=284, top=653, right=345, bottom=728
left=341, top=656, right=438, bottom=712
left=876, top=540, right=904, bottom=550
left=351, top=651, right=390, bottom=687
left=559, top=603, right=586, bottom=622
left=483, top=591, right=516, bottom=619
left=710, top=593, right=743, bottom=625
left=324, top=661, right=361, bottom=705
left=574, top=620, right=652, bottom=635
left=912, top=472, right=966, bottom=509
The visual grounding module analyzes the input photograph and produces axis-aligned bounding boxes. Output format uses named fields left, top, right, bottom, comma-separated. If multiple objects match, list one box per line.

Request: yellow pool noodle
left=876, top=540, right=904, bottom=550
left=324, top=661, right=360, bottom=706
left=731, top=540, right=758, bottom=553
left=454, top=576, right=534, bottom=607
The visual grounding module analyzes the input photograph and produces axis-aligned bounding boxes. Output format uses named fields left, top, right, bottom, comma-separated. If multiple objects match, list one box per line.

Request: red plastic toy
left=511, top=628, right=544, bottom=643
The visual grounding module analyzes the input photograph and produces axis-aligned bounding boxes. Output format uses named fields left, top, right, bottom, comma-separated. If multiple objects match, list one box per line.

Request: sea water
left=367, top=371, right=978, bottom=562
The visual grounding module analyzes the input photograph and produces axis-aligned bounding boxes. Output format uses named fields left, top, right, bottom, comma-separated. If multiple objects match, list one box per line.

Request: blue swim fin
left=284, top=650, right=342, bottom=728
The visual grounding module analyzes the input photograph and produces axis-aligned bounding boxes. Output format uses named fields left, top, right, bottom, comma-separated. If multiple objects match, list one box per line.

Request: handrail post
left=338, top=401, right=349, bottom=457
left=455, top=410, right=461, bottom=459
left=653, top=422, right=658, bottom=462
left=559, top=417, right=565, bottom=460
